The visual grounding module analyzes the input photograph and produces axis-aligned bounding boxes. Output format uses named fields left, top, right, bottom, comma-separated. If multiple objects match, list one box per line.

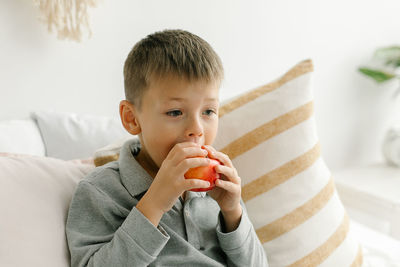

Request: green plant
left=358, top=67, right=396, bottom=82
left=358, top=46, right=400, bottom=83
left=359, top=46, right=400, bottom=83
left=359, top=46, right=400, bottom=97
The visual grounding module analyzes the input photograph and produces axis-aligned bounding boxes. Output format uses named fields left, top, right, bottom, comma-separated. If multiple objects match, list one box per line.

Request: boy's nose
left=185, top=118, right=204, bottom=141
left=186, top=132, right=203, bottom=145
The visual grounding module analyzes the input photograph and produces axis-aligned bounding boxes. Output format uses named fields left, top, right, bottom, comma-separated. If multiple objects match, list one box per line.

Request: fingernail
left=201, top=145, right=206, bottom=149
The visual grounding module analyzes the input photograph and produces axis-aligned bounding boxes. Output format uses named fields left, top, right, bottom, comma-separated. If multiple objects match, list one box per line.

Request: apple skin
left=184, top=158, right=221, bottom=192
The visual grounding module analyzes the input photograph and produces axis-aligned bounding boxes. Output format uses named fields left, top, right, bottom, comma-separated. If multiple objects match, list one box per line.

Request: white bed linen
left=350, top=219, right=400, bottom=267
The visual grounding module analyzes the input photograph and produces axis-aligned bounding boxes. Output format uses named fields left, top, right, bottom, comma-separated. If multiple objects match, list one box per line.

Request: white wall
left=1, top=0, right=400, bottom=171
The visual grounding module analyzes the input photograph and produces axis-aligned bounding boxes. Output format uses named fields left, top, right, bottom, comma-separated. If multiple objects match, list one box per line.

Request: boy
left=66, top=29, right=268, bottom=266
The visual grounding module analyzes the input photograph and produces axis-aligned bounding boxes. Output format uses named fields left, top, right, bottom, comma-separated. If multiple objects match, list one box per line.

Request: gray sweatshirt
left=66, top=139, right=268, bottom=267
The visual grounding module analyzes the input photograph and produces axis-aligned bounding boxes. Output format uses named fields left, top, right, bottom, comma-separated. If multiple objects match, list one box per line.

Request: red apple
left=184, top=158, right=221, bottom=192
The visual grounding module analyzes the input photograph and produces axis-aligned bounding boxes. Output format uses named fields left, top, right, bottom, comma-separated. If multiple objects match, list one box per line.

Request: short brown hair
left=123, top=29, right=224, bottom=110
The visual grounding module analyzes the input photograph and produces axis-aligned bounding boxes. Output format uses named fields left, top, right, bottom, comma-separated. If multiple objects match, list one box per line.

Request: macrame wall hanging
left=33, top=0, right=99, bottom=42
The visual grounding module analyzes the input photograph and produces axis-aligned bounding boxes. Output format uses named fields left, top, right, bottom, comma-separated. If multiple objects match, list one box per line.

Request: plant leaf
left=386, top=58, right=400, bottom=68
left=358, top=67, right=395, bottom=83
left=374, top=46, right=400, bottom=64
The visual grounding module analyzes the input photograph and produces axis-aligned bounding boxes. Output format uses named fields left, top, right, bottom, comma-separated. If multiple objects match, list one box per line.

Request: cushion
left=0, top=119, right=45, bottom=156
left=214, top=59, right=362, bottom=266
left=93, top=135, right=136, bottom=167
left=0, top=153, right=94, bottom=267
left=31, top=110, right=130, bottom=160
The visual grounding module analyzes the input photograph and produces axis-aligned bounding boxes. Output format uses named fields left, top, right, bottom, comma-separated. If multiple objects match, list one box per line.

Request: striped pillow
left=214, top=59, right=363, bottom=267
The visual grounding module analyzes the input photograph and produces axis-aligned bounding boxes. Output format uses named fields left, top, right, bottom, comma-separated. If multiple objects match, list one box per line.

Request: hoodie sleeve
left=66, top=181, right=170, bottom=267
left=216, top=200, right=268, bottom=267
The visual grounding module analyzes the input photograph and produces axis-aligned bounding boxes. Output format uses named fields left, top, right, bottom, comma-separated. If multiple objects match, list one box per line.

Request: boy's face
left=131, top=74, right=220, bottom=175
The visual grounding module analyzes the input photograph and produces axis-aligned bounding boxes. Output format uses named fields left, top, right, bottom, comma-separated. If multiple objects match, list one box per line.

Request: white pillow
left=31, top=111, right=130, bottom=160
left=0, top=153, right=94, bottom=267
left=0, top=119, right=45, bottom=156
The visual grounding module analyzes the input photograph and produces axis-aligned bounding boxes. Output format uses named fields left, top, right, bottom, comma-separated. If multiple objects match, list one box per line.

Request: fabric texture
left=0, top=119, right=45, bottom=156
left=0, top=153, right=94, bottom=267
left=66, top=138, right=268, bottom=266
left=31, top=110, right=130, bottom=160
left=93, top=135, right=135, bottom=167
left=213, top=59, right=363, bottom=266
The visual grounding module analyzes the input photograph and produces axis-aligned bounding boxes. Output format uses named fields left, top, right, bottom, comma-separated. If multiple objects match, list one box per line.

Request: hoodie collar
left=119, top=138, right=153, bottom=197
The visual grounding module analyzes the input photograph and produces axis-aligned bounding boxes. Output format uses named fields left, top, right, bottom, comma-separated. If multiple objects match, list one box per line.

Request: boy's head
left=123, top=29, right=224, bottom=111
left=120, top=29, right=224, bottom=173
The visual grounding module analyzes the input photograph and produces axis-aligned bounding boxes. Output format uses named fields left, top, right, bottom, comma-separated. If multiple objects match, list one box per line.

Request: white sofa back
left=0, top=153, right=94, bottom=266
left=0, top=111, right=130, bottom=161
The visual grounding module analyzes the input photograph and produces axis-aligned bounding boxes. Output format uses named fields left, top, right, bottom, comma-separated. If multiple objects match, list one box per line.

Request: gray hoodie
left=66, top=139, right=268, bottom=267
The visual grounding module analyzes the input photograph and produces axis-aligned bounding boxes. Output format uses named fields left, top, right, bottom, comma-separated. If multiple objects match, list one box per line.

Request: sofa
left=1, top=60, right=400, bottom=267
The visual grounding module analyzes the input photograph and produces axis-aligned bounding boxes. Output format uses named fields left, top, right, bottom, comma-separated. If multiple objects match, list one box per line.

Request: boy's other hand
left=202, top=145, right=243, bottom=232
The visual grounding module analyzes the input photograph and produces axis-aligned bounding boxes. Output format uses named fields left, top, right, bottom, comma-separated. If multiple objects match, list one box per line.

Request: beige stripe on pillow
left=256, top=176, right=336, bottom=243
left=220, top=101, right=314, bottom=160
left=351, top=246, right=364, bottom=267
left=320, top=236, right=362, bottom=267
left=214, top=59, right=362, bottom=266
left=231, top=116, right=320, bottom=186
left=288, top=214, right=350, bottom=267
left=241, top=142, right=321, bottom=202
left=218, top=60, right=314, bottom=118
left=245, top=157, right=331, bottom=229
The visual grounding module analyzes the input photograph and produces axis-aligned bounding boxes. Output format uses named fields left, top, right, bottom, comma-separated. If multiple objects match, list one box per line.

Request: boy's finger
left=169, top=146, right=208, bottom=165
left=177, top=157, right=211, bottom=174
left=184, top=179, right=211, bottom=191
left=171, top=142, right=201, bottom=153
left=182, top=146, right=209, bottom=158
left=215, top=165, right=241, bottom=185
left=202, top=145, right=233, bottom=168
left=215, top=179, right=240, bottom=194
left=167, top=142, right=203, bottom=161
left=201, top=145, right=215, bottom=155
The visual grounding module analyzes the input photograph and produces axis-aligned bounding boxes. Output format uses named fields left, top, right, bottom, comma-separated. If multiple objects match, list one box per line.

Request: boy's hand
left=137, top=142, right=211, bottom=226
left=202, top=145, right=243, bottom=232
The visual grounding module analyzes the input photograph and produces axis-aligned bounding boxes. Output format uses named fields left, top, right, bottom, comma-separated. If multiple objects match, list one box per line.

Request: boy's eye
left=166, top=110, right=182, bottom=117
left=203, top=109, right=216, bottom=116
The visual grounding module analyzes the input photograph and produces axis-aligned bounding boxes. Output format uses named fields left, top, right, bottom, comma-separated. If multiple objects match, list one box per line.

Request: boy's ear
left=119, top=100, right=141, bottom=135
